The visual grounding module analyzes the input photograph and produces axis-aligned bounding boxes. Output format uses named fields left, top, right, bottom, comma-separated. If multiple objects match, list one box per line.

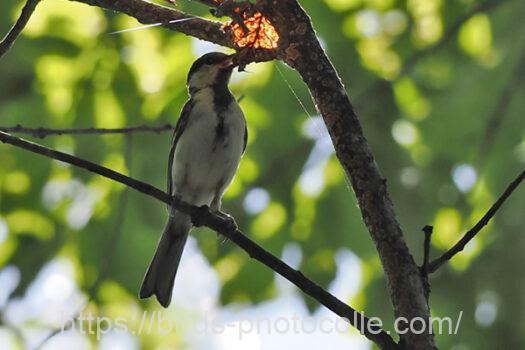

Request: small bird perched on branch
left=140, top=52, right=247, bottom=307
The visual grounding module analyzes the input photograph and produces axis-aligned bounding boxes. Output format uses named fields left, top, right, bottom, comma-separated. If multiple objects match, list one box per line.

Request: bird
left=139, top=52, right=247, bottom=307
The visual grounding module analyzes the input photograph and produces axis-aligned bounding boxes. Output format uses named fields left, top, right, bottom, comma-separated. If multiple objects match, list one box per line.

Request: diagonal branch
left=0, top=130, right=398, bottom=350
left=428, top=169, right=525, bottom=273
left=270, top=0, right=434, bottom=347
left=0, top=124, right=175, bottom=138
left=476, top=41, right=525, bottom=167
left=0, top=0, right=42, bottom=58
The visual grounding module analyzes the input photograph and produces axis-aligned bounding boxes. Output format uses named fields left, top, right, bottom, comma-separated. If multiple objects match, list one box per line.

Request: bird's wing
left=167, top=100, right=193, bottom=197
left=242, top=122, right=248, bottom=154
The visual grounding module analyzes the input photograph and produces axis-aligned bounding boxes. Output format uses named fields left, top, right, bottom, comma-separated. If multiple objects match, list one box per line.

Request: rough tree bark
left=266, top=1, right=435, bottom=348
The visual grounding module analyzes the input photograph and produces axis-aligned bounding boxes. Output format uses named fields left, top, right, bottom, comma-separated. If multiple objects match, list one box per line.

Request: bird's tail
left=139, top=211, right=191, bottom=307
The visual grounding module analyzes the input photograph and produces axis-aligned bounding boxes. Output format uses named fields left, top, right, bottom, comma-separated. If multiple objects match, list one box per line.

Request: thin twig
left=476, top=42, right=525, bottom=167
left=428, top=169, right=525, bottom=273
left=0, top=124, right=175, bottom=138
left=0, top=130, right=398, bottom=349
left=0, top=0, right=41, bottom=59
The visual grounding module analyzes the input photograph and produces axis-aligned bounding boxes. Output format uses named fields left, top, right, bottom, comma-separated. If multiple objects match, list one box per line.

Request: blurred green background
left=0, top=0, right=524, bottom=349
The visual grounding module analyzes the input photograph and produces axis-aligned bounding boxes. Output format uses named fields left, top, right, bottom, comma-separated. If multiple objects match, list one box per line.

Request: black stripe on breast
left=212, top=69, right=234, bottom=150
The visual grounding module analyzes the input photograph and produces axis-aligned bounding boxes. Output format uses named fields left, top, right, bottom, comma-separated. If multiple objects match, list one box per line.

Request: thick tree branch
left=428, top=169, right=525, bottom=273
left=0, top=0, right=41, bottom=58
left=267, top=1, right=435, bottom=348
left=0, top=130, right=397, bottom=350
left=0, top=124, right=175, bottom=138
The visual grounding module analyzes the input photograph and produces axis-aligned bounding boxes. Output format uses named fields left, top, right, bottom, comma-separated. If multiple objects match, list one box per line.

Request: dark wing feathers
left=242, top=122, right=248, bottom=154
left=167, top=100, right=193, bottom=197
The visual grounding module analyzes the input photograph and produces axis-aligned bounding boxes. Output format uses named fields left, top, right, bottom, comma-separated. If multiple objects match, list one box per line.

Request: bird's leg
left=214, top=211, right=238, bottom=245
left=215, top=211, right=238, bottom=233
left=211, top=193, right=238, bottom=235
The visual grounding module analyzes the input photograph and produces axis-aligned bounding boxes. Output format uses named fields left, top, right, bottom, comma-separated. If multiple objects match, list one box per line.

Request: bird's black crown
left=187, top=52, right=232, bottom=82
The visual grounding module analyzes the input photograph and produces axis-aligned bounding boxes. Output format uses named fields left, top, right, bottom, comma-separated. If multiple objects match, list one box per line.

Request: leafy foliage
left=0, top=0, right=524, bottom=348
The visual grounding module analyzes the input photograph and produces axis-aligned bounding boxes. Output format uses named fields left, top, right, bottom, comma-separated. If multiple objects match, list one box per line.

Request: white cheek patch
left=189, top=67, right=218, bottom=89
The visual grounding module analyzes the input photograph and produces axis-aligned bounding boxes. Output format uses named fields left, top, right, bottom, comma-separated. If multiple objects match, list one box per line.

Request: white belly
left=171, top=90, right=246, bottom=206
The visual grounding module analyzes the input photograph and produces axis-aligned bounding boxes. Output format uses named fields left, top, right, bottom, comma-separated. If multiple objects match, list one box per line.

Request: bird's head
left=187, top=52, right=235, bottom=93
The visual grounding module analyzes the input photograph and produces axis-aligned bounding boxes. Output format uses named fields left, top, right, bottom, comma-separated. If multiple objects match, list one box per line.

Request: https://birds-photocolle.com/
left=139, top=52, right=247, bottom=308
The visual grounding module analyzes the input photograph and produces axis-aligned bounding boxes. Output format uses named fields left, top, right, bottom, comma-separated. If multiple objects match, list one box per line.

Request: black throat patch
left=212, top=68, right=234, bottom=146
